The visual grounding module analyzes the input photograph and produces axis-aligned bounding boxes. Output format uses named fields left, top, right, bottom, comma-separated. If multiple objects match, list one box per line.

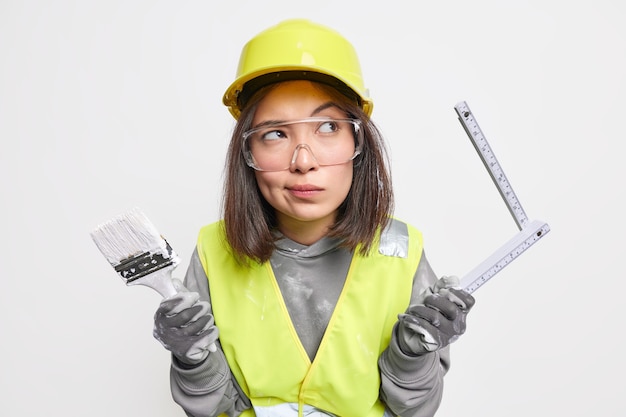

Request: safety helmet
left=223, top=19, right=373, bottom=119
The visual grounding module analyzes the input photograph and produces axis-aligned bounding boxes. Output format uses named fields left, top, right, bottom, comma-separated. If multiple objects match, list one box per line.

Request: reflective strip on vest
left=197, top=219, right=423, bottom=417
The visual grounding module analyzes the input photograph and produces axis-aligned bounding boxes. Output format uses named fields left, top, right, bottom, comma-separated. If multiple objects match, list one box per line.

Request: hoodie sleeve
left=169, top=248, right=251, bottom=417
left=378, top=252, right=451, bottom=417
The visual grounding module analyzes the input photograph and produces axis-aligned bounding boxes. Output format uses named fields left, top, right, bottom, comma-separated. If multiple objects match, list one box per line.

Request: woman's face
left=251, top=80, right=354, bottom=244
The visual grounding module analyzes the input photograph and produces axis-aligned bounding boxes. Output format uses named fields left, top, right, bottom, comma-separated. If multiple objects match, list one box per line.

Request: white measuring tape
left=454, top=101, right=550, bottom=293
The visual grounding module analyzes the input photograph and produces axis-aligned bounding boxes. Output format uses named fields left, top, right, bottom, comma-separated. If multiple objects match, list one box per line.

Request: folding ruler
left=454, top=101, right=550, bottom=294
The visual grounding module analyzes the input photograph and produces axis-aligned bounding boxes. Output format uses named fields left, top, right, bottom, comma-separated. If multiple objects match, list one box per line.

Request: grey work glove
left=153, top=279, right=219, bottom=365
left=397, top=276, right=475, bottom=355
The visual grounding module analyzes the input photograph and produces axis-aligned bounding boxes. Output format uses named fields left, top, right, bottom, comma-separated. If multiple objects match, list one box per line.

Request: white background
left=1, top=1, right=624, bottom=416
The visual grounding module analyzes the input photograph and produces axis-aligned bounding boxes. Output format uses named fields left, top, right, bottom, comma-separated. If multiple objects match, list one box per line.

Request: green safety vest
left=197, top=220, right=423, bottom=417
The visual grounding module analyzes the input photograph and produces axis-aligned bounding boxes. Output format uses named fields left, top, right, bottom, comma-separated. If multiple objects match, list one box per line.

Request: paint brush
left=91, top=207, right=217, bottom=352
left=90, top=207, right=181, bottom=297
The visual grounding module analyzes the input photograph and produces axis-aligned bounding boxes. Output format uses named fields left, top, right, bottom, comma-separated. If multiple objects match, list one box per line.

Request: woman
left=153, top=19, right=474, bottom=417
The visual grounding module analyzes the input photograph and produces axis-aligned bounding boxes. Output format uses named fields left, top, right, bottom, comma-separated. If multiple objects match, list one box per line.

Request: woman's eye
left=261, top=130, right=286, bottom=141
left=318, top=121, right=338, bottom=134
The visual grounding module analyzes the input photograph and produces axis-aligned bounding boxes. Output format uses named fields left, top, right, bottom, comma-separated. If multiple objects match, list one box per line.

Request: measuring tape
left=454, top=101, right=550, bottom=293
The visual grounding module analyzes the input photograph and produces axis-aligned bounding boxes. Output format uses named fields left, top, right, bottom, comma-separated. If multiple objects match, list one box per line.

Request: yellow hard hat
left=223, top=19, right=373, bottom=119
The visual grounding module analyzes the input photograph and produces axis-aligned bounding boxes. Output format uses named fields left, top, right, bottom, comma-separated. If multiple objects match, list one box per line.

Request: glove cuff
left=171, top=348, right=231, bottom=391
left=173, top=354, right=208, bottom=370
left=380, top=323, right=440, bottom=382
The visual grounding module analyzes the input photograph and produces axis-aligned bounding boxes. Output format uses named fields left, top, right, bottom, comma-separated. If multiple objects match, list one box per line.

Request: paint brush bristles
left=91, top=208, right=180, bottom=297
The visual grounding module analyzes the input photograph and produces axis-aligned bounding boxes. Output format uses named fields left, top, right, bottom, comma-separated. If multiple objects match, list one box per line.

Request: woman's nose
left=289, top=143, right=319, bottom=173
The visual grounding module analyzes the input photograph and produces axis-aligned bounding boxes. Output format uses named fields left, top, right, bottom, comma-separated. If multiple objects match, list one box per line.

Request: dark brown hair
left=221, top=81, right=394, bottom=264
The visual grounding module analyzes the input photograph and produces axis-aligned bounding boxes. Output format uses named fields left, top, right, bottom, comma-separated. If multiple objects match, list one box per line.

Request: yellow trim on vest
left=197, top=221, right=423, bottom=417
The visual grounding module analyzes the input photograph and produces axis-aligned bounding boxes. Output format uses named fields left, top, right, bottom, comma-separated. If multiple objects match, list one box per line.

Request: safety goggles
left=242, top=117, right=363, bottom=172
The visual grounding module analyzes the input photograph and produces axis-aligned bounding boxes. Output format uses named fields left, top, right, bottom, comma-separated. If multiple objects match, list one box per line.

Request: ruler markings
left=453, top=101, right=550, bottom=294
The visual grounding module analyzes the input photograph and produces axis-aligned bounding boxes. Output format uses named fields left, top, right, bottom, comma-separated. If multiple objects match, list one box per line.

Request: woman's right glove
left=397, top=276, right=475, bottom=355
left=153, top=279, right=219, bottom=365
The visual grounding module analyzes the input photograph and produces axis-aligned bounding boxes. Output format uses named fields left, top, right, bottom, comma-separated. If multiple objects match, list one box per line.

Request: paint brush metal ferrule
left=115, top=242, right=178, bottom=283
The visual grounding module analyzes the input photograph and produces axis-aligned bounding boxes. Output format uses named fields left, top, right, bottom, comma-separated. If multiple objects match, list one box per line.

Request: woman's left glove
left=397, top=276, right=475, bottom=355
left=153, top=279, right=219, bottom=365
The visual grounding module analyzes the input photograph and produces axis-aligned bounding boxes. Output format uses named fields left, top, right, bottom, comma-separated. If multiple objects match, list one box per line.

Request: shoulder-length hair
left=221, top=81, right=394, bottom=264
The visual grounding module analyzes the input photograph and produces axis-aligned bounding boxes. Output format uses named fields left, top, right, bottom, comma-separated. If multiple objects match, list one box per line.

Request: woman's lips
left=287, top=184, right=323, bottom=198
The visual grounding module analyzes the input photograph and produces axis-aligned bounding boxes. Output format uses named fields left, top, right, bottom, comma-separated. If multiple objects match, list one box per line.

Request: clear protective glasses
left=242, top=117, right=363, bottom=171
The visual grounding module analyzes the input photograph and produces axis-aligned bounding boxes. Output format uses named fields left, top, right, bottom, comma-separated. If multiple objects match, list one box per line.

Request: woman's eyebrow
left=250, top=102, right=343, bottom=129
left=249, top=119, right=285, bottom=130
left=310, top=102, right=341, bottom=116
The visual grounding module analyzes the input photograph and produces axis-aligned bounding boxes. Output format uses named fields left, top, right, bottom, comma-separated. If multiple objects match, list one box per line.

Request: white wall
left=1, top=1, right=624, bottom=415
